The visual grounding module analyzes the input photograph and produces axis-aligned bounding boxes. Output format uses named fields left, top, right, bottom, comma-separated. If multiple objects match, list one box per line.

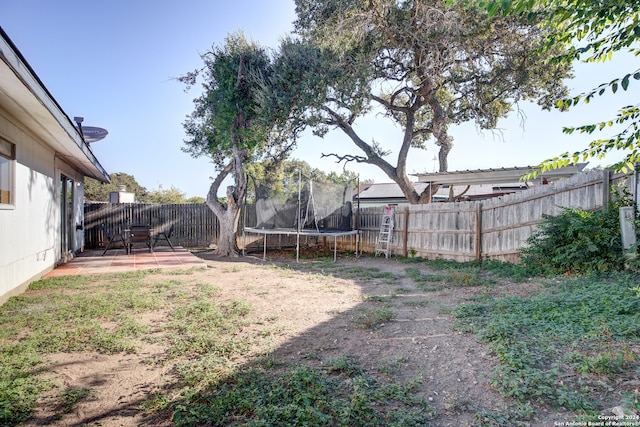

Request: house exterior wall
left=0, top=108, right=85, bottom=305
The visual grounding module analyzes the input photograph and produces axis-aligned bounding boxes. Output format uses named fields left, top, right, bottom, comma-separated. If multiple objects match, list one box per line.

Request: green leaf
left=487, top=2, right=500, bottom=18
left=622, top=74, right=631, bottom=91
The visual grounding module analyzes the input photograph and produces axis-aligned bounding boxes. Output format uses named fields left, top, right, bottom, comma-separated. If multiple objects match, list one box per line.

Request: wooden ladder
left=375, top=207, right=394, bottom=258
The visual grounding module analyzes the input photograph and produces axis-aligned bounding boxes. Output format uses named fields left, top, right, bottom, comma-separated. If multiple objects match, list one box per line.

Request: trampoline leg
left=334, top=236, right=337, bottom=262
left=263, top=234, right=267, bottom=261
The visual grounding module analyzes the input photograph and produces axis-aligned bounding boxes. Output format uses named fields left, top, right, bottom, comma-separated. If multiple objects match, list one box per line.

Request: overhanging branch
left=321, top=152, right=368, bottom=164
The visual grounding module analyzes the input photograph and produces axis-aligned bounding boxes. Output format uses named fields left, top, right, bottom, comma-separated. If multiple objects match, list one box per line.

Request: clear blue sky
left=1, top=1, right=637, bottom=198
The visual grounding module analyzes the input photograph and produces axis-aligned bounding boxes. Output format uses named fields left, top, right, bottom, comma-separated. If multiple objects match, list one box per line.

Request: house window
left=0, top=138, right=15, bottom=206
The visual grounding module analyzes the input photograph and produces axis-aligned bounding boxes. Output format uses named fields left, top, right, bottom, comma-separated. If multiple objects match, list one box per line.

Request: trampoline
left=243, top=227, right=360, bottom=262
left=242, top=171, right=360, bottom=261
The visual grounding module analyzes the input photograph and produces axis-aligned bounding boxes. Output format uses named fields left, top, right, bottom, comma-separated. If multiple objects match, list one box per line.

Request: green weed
left=569, top=346, right=636, bottom=376
left=403, top=300, right=432, bottom=307
left=295, top=263, right=400, bottom=283
left=58, top=387, right=93, bottom=414
left=171, top=359, right=435, bottom=426
left=406, top=266, right=493, bottom=290
left=376, top=357, right=409, bottom=377
left=354, top=308, right=396, bottom=329
left=452, top=271, right=640, bottom=412
left=362, top=294, right=388, bottom=303
left=447, top=397, right=534, bottom=427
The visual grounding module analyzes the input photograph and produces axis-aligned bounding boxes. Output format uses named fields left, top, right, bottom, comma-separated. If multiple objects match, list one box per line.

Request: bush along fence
left=85, top=169, right=638, bottom=261
left=355, top=169, right=638, bottom=263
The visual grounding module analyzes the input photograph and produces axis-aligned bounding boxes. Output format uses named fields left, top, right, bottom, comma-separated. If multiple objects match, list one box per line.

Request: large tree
left=180, top=32, right=299, bottom=256
left=262, top=0, right=572, bottom=203
left=478, top=0, right=640, bottom=174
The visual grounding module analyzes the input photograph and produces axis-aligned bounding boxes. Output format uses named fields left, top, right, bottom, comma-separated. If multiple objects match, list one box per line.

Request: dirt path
left=24, top=252, right=567, bottom=426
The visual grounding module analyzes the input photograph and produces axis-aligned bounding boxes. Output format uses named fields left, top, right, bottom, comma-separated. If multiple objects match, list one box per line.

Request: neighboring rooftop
left=414, top=163, right=588, bottom=186
left=355, top=164, right=589, bottom=205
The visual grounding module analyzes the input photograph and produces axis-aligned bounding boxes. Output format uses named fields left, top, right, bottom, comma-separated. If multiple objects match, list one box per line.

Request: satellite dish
left=82, top=126, right=109, bottom=143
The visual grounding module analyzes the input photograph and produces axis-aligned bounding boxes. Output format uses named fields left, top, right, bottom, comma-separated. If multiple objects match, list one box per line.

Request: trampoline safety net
left=251, top=173, right=354, bottom=232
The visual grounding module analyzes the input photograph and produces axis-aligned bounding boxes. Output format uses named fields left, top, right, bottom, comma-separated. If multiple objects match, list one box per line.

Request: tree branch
left=206, top=161, right=234, bottom=217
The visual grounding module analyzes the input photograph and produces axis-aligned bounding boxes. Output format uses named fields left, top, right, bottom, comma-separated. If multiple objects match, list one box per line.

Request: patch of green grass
left=448, top=268, right=492, bottom=287
left=165, top=299, right=253, bottom=359
left=403, top=300, right=432, bottom=307
left=171, top=358, right=435, bottom=426
left=294, top=262, right=401, bottom=284
left=376, top=357, right=409, bottom=377
left=354, top=308, right=396, bottom=329
left=447, top=397, right=534, bottom=427
left=0, top=279, right=162, bottom=354
left=452, top=271, right=640, bottom=412
left=406, top=266, right=493, bottom=290
left=405, top=267, right=450, bottom=289
left=194, top=282, right=219, bottom=298
left=0, top=269, right=197, bottom=425
left=477, top=260, right=535, bottom=282
left=362, top=294, right=388, bottom=303
left=326, top=354, right=364, bottom=376
left=58, top=387, right=93, bottom=414
left=401, top=257, right=537, bottom=283
left=0, top=347, right=50, bottom=425
left=161, top=267, right=207, bottom=276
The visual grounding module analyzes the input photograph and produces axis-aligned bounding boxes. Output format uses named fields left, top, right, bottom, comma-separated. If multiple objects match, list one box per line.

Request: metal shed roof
left=415, top=164, right=588, bottom=186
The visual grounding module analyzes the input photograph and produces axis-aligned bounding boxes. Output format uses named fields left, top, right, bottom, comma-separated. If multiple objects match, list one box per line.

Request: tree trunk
left=215, top=189, right=242, bottom=256
left=203, top=131, right=248, bottom=257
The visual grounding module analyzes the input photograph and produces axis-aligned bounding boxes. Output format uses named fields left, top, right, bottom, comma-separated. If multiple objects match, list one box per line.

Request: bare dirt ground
left=24, top=249, right=571, bottom=426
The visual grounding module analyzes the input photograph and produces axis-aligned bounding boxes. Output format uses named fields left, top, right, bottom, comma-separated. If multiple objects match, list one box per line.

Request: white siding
left=0, top=111, right=84, bottom=304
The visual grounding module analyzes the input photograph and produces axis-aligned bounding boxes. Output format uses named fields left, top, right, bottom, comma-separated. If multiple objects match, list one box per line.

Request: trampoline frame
left=243, top=227, right=360, bottom=262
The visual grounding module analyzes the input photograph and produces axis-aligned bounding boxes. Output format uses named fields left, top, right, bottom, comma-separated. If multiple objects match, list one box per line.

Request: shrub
left=519, top=192, right=638, bottom=276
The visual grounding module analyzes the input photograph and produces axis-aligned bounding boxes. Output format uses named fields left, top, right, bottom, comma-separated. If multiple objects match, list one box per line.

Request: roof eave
left=0, top=27, right=110, bottom=183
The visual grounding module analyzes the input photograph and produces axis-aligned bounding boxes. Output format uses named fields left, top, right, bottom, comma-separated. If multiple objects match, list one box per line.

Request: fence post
left=475, top=202, right=482, bottom=261
left=635, top=163, right=640, bottom=212
left=403, top=207, right=409, bottom=257
left=619, top=206, right=637, bottom=262
left=603, top=169, right=611, bottom=210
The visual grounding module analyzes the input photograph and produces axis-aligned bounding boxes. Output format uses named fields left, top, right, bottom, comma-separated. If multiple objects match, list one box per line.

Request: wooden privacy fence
left=85, top=169, right=638, bottom=261
left=352, top=169, right=638, bottom=263
left=84, top=203, right=219, bottom=249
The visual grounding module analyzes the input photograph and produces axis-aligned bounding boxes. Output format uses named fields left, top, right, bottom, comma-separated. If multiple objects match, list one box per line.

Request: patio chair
left=153, top=225, right=175, bottom=250
left=101, top=224, right=126, bottom=256
left=128, top=225, right=152, bottom=254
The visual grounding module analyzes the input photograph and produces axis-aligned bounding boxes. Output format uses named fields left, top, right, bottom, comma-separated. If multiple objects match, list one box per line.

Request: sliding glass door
left=60, top=174, right=74, bottom=257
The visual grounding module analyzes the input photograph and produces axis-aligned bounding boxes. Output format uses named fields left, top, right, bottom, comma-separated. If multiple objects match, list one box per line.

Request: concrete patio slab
left=44, top=247, right=207, bottom=277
